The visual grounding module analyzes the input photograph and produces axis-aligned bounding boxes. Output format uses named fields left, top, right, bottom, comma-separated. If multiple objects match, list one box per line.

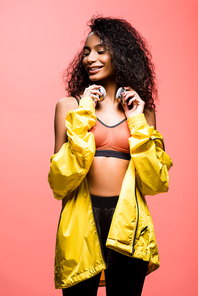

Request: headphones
left=96, top=86, right=125, bottom=102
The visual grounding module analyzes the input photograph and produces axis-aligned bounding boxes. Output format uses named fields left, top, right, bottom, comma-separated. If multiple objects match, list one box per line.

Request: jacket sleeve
left=127, top=113, right=173, bottom=196
left=48, top=97, right=96, bottom=200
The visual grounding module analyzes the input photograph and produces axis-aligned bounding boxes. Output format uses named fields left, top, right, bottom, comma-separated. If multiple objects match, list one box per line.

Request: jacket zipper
left=131, top=136, right=164, bottom=254
left=132, top=187, right=139, bottom=255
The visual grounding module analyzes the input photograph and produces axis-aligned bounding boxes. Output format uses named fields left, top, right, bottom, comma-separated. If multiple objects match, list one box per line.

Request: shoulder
left=54, top=97, right=79, bottom=153
left=144, top=107, right=156, bottom=129
left=55, top=96, right=79, bottom=113
left=54, top=96, right=79, bottom=128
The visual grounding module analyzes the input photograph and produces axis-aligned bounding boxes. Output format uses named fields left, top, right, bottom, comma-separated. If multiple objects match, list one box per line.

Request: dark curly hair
left=63, top=16, right=157, bottom=109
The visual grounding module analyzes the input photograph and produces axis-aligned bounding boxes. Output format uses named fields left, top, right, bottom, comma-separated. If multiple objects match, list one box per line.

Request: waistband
left=95, top=150, right=130, bottom=160
left=91, top=194, right=119, bottom=209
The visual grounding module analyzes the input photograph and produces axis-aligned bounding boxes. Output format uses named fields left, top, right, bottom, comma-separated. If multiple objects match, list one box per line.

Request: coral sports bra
left=90, top=118, right=130, bottom=160
left=74, top=95, right=131, bottom=160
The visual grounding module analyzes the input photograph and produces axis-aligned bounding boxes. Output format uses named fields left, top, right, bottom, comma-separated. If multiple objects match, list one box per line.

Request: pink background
left=1, top=0, right=198, bottom=295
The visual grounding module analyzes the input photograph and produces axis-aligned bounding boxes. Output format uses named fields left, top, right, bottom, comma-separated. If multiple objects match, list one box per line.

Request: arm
left=48, top=96, right=97, bottom=200
left=127, top=113, right=173, bottom=196
left=54, top=97, right=79, bottom=153
left=121, top=86, right=172, bottom=195
left=144, top=107, right=156, bottom=129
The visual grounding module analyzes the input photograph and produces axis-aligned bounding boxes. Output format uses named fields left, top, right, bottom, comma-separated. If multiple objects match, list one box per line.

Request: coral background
left=1, top=0, right=198, bottom=295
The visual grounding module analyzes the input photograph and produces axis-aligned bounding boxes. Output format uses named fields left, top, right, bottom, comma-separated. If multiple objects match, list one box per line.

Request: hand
left=121, top=86, right=145, bottom=118
left=82, top=84, right=102, bottom=107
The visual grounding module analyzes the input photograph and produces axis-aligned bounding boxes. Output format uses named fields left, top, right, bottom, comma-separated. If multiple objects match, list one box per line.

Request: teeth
left=89, top=67, right=101, bottom=70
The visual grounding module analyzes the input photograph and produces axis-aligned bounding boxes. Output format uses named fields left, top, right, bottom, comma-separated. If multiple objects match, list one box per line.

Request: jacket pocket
left=140, top=226, right=148, bottom=235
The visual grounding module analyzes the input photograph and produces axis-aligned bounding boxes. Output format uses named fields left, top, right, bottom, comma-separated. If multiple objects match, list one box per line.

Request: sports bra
left=74, top=95, right=131, bottom=160
left=90, top=118, right=130, bottom=160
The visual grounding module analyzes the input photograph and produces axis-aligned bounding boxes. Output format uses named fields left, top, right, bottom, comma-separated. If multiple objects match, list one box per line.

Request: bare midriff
left=87, top=157, right=129, bottom=197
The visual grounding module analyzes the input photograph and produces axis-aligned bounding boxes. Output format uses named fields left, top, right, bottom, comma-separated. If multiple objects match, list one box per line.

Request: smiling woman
left=48, top=16, right=173, bottom=296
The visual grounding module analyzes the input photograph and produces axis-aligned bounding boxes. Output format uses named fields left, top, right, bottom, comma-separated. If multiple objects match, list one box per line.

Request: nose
left=87, top=50, right=97, bottom=64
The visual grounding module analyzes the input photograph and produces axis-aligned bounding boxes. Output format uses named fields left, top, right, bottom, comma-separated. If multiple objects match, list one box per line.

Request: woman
left=48, top=17, right=173, bottom=296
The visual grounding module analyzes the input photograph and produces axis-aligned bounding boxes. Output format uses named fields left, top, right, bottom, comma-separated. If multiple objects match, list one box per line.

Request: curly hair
left=63, top=16, right=157, bottom=109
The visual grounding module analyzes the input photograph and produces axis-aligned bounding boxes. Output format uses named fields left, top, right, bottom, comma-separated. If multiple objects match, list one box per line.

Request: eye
left=83, top=52, right=89, bottom=57
left=98, top=50, right=105, bottom=55
left=97, top=46, right=106, bottom=55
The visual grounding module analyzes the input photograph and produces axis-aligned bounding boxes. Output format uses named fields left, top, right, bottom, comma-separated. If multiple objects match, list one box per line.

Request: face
left=83, top=33, right=115, bottom=82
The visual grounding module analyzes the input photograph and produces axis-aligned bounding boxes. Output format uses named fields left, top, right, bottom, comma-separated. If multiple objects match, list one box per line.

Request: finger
left=86, top=85, right=103, bottom=98
left=122, top=92, right=136, bottom=102
left=91, top=94, right=101, bottom=101
left=84, top=88, right=102, bottom=98
left=124, top=86, right=134, bottom=91
left=89, top=84, right=102, bottom=90
left=124, top=92, right=143, bottom=104
left=128, top=97, right=134, bottom=105
left=91, top=89, right=103, bottom=96
left=125, top=97, right=137, bottom=108
left=121, top=99, right=130, bottom=113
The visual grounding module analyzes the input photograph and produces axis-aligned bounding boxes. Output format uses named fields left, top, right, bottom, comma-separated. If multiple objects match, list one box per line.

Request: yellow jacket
left=48, top=96, right=173, bottom=289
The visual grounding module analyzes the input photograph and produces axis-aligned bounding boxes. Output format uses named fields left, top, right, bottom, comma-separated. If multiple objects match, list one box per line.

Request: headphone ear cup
left=98, top=86, right=106, bottom=101
left=116, top=87, right=125, bottom=102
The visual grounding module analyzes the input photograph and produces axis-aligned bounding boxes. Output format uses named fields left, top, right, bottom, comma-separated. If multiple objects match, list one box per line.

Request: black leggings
left=62, top=195, right=148, bottom=296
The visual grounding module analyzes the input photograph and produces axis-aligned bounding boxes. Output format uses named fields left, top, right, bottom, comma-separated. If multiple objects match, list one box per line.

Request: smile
left=87, top=66, right=103, bottom=74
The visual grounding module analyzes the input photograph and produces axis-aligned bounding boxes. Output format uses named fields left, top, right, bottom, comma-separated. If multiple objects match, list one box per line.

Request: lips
left=87, top=66, right=103, bottom=74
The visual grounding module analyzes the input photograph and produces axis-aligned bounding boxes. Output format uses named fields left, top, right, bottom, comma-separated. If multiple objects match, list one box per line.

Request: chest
left=90, top=118, right=131, bottom=153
